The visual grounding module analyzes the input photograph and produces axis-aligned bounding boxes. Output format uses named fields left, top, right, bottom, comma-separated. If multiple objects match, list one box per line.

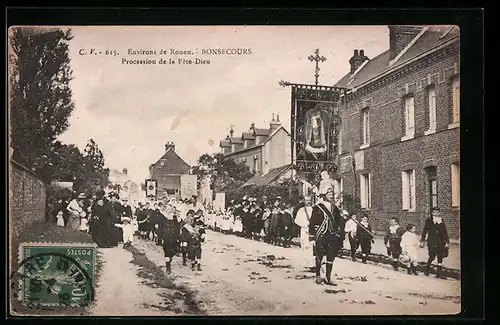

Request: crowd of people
left=52, top=191, right=208, bottom=274
left=205, top=187, right=451, bottom=280
left=51, top=181, right=451, bottom=282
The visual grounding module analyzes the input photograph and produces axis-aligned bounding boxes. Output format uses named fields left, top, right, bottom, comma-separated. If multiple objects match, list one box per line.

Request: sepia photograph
left=8, top=24, right=461, bottom=316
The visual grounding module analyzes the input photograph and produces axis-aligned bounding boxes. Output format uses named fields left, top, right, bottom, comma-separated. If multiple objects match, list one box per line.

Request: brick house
left=149, top=142, right=191, bottom=198
left=219, top=113, right=292, bottom=176
left=334, top=25, right=460, bottom=238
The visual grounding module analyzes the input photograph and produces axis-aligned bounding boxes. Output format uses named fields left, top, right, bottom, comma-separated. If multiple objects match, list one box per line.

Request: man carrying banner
left=309, top=184, right=345, bottom=286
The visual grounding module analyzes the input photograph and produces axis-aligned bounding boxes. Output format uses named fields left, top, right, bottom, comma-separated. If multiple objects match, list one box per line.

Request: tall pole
left=308, top=49, right=327, bottom=85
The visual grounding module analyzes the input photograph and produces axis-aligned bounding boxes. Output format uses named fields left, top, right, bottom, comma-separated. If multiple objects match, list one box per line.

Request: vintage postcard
left=8, top=25, right=461, bottom=316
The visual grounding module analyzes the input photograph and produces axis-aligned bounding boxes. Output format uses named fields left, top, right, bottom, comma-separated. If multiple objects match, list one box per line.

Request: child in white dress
left=56, top=211, right=65, bottom=227
left=79, top=214, right=89, bottom=233
left=401, top=223, right=420, bottom=275
left=114, top=217, right=135, bottom=248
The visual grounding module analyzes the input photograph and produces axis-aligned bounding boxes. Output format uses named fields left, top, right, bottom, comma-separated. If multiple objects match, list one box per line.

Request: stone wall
left=9, top=160, right=47, bottom=239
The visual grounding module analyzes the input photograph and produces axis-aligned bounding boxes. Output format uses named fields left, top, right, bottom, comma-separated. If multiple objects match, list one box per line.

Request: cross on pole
left=308, top=49, right=327, bottom=85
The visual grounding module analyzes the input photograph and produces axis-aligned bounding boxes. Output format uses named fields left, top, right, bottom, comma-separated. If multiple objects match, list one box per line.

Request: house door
left=427, top=166, right=438, bottom=218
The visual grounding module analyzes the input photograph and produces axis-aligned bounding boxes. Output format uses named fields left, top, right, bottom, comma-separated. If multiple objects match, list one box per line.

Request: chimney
left=229, top=125, right=234, bottom=137
left=165, top=141, right=175, bottom=151
left=349, top=49, right=369, bottom=75
left=269, top=112, right=282, bottom=131
left=122, top=168, right=128, bottom=175
left=388, top=25, right=424, bottom=60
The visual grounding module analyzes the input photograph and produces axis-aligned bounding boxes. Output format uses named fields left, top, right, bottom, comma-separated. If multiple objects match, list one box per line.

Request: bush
left=45, top=184, right=73, bottom=221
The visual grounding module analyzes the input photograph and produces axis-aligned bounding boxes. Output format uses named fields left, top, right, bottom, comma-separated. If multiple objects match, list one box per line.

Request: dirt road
left=91, top=230, right=461, bottom=316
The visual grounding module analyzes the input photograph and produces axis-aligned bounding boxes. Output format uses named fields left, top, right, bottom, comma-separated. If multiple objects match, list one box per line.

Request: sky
left=58, top=26, right=389, bottom=184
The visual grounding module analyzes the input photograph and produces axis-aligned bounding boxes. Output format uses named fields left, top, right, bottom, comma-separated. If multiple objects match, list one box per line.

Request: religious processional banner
left=290, top=84, right=344, bottom=182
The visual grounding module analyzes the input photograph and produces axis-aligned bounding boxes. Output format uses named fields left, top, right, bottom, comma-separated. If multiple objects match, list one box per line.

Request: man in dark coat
left=122, top=198, right=133, bottom=219
left=150, top=203, right=165, bottom=245
left=270, top=197, right=282, bottom=246
left=420, top=206, right=450, bottom=278
left=107, top=192, right=122, bottom=247
left=157, top=204, right=181, bottom=275
left=309, top=186, right=345, bottom=285
left=91, top=190, right=113, bottom=248
left=180, top=209, right=196, bottom=266
left=280, top=206, right=294, bottom=248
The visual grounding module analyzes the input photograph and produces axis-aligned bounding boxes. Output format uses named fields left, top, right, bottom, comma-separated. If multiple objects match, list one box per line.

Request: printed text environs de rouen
left=78, top=48, right=253, bottom=65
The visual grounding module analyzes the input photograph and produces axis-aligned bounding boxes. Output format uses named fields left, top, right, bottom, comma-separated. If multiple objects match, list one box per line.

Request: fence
left=9, top=160, right=47, bottom=238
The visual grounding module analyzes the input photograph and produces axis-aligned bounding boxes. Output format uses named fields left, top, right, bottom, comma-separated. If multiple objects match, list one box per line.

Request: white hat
left=318, top=180, right=334, bottom=195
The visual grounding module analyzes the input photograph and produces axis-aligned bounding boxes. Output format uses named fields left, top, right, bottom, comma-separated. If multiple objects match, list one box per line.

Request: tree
left=79, top=139, right=110, bottom=192
left=191, top=153, right=254, bottom=193
left=83, top=139, right=105, bottom=172
left=49, top=141, right=85, bottom=182
left=9, top=27, right=75, bottom=180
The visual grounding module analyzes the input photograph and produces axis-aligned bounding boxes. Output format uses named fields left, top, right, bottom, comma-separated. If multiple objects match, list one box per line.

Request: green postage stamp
left=16, top=242, right=97, bottom=307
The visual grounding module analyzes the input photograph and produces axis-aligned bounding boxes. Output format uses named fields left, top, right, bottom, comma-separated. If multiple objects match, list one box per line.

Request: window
left=360, top=173, right=371, bottom=209
left=452, top=78, right=460, bottom=123
left=334, top=178, right=343, bottom=207
left=402, top=170, right=416, bottom=211
left=426, top=166, right=438, bottom=214
left=430, top=179, right=438, bottom=209
left=403, top=96, right=415, bottom=138
left=361, top=108, right=370, bottom=146
left=451, top=163, right=460, bottom=207
left=244, top=140, right=248, bottom=149
left=428, top=88, right=437, bottom=132
left=338, top=127, right=343, bottom=154
left=253, top=156, right=260, bottom=173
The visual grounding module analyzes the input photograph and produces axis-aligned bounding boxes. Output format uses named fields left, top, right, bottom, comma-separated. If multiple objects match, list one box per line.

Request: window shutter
left=366, top=111, right=371, bottom=144
left=453, top=80, right=460, bottom=123
left=410, top=170, right=416, bottom=210
left=429, top=89, right=437, bottom=130
left=408, top=97, right=415, bottom=134
left=368, top=173, right=372, bottom=208
left=402, top=171, right=409, bottom=210
left=360, top=174, right=366, bottom=208
left=451, top=164, right=460, bottom=207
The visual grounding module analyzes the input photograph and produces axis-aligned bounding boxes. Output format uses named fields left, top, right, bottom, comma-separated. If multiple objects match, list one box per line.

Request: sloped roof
left=254, top=128, right=271, bottom=136
left=261, top=125, right=291, bottom=146
left=220, top=139, right=231, bottom=147
left=152, top=148, right=190, bottom=172
left=242, top=164, right=292, bottom=187
left=334, top=25, right=460, bottom=89
left=229, top=137, right=243, bottom=144
left=225, top=125, right=290, bottom=157
left=241, top=132, right=256, bottom=140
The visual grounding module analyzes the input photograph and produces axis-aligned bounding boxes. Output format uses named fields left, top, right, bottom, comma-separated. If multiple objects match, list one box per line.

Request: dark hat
left=96, top=189, right=105, bottom=199
left=109, top=192, right=119, bottom=199
left=431, top=206, right=440, bottom=212
left=186, top=209, right=196, bottom=215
